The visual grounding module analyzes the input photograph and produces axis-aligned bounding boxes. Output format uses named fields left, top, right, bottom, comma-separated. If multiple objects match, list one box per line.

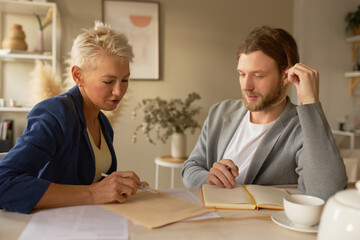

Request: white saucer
left=271, top=211, right=318, bottom=233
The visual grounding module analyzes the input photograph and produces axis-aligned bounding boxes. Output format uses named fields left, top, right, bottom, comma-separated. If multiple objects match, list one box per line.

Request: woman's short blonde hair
left=71, top=21, right=134, bottom=71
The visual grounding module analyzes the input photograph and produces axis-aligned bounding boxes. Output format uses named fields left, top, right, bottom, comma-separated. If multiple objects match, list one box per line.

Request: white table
left=155, top=156, right=186, bottom=189
left=0, top=188, right=317, bottom=240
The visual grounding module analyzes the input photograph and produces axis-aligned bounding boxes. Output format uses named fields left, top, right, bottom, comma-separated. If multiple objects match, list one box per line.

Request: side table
left=155, top=156, right=187, bottom=189
left=332, top=129, right=360, bottom=150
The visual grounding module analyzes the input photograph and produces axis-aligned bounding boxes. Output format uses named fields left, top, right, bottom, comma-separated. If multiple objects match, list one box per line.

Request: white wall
left=6, top=0, right=358, bottom=188
left=105, top=0, right=294, bottom=188
left=51, top=0, right=295, bottom=188
left=293, top=0, right=360, bottom=134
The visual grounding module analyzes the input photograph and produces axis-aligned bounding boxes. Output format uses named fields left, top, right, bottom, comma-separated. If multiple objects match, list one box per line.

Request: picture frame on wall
left=103, top=0, right=159, bottom=80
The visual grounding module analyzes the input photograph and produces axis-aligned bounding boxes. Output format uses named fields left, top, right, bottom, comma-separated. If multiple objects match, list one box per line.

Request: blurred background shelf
left=0, top=0, right=59, bottom=146
left=0, top=107, right=31, bottom=113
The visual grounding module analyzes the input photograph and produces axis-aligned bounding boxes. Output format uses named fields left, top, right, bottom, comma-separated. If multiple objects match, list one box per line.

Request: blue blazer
left=0, top=86, right=117, bottom=214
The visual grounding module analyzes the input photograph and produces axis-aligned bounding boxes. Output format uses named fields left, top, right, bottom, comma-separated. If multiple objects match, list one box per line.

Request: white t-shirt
left=222, top=111, right=275, bottom=184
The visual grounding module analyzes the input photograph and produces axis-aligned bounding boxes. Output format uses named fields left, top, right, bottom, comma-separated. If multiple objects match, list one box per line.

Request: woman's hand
left=88, top=171, right=141, bottom=204
left=206, top=159, right=239, bottom=189
left=286, top=63, right=319, bottom=105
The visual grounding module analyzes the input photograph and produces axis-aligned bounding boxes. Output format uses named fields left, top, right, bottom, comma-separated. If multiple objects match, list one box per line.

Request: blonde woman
left=0, top=22, right=145, bottom=214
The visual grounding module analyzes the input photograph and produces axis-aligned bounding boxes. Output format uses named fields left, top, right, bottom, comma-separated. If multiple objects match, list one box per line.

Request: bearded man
left=181, top=26, right=347, bottom=200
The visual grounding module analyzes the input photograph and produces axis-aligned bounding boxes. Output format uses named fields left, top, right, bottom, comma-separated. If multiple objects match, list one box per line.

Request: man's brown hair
left=237, top=26, right=299, bottom=73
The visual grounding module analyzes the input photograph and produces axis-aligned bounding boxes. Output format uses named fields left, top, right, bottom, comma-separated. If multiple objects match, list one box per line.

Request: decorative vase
left=37, top=30, right=44, bottom=53
left=171, top=132, right=186, bottom=158
left=1, top=24, right=28, bottom=50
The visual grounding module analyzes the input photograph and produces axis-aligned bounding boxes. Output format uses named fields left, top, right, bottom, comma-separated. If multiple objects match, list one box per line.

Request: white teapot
left=317, top=181, right=360, bottom=239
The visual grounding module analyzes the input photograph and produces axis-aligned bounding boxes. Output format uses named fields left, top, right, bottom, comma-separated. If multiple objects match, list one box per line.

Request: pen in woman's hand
left=101, top=173, right=109, bottom=178
left=101, top=173, right=160, bottom=194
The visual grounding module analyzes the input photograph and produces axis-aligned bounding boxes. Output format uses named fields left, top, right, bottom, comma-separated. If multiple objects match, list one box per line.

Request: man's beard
left=241, top=81, right=286, bottom=112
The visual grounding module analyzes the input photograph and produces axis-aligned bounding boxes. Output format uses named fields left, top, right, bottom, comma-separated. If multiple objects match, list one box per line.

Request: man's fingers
left=207, top=174, right=223, bottom=186
left=214, top=161, right=238, bottom=184
left=219, top=159, right=239, bottom=177
left=286, top=63, right=319, bottom=104
left=209, top=168, right=234, bottom=188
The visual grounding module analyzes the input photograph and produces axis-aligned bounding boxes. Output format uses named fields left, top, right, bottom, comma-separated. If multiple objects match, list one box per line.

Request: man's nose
left=242, top=75, right=254, bottom=91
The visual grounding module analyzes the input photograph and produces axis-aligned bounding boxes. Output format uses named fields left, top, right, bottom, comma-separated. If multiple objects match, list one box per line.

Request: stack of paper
left=18, top=205, right=129, bottom=240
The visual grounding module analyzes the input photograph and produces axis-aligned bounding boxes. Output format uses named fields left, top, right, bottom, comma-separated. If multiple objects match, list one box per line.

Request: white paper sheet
left=19, top=205, right=128, bottom=240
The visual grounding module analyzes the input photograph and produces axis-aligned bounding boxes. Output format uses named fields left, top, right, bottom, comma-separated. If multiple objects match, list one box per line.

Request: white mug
left=283, top=194, right=325, bottom=227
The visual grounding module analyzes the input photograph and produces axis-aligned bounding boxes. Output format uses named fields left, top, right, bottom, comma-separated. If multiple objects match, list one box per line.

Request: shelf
left=0, top=107, right=31, bottom=113
left=346, top=35, right=360, bottom=43
left=344, top=71, right=360, bottom=78
left=332, top=129, right=360, bottom=136
left=0, top=52, right=53, bottom=61
left=0, top=0, right=55, bottom=15
left=345, top=72, right=360, bottom=96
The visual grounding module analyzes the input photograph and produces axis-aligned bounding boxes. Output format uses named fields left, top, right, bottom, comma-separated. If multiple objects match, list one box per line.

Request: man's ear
left=71, top=65, right=83, bottom=87
left=282, top=68, right=289, bottom=86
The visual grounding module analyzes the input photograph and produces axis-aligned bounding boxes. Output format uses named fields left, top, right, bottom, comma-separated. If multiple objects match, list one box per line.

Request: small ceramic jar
left=1, top=24, right=28, bottom=50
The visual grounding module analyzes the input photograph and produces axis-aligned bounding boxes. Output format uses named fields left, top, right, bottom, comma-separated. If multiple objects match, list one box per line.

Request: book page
left=202, top=184, right=255, bottom=209
left=245, top=185, right=289, bottom=209
left=163, top=188, right=221, bottom=221
left=103, top=190, right=214, bottom=229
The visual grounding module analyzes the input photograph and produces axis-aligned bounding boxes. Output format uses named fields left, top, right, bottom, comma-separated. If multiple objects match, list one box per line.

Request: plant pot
left=353, top=25, right=360, bottom=35
left=171, top=132, right=186, bottom=158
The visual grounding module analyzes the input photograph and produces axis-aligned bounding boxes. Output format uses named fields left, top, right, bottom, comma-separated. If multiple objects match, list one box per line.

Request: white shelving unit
left=0, top=0, right=57, bottom=74
left=345, top=35, right=360, bottom=96
left=0, top=0, right=59, bottom=144
left=0, top=0, right=58, bottom=109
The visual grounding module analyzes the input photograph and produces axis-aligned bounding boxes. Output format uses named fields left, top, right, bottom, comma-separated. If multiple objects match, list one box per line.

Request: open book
left=201, top=184, right=289, bottom=210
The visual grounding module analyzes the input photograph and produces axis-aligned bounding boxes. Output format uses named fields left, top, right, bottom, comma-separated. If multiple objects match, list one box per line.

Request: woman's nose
left=112, top=83, right=122, bottom=96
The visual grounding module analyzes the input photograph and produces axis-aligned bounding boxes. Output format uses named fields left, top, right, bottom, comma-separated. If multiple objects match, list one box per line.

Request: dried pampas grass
left=30, top=55, right=129, bottom=124
left=62, top=53, right=75, bottom=91
left=29, top=59, right=64, bottom=106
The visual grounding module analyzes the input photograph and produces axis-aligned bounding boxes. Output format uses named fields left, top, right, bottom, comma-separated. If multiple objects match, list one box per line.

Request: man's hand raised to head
left=286, top=63, right=319, bottom=105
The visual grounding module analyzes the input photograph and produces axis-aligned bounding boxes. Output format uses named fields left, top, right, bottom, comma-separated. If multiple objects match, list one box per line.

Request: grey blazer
left=182, top=98, right=348, bottom=200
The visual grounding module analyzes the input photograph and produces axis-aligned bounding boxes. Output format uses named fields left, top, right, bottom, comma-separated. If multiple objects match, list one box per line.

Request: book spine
left=243, top=184, right=258, bottom=210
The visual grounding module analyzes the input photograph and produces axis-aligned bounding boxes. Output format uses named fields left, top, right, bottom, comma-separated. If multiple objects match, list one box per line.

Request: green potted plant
left=132, top=92, right=201, bottom=158
left=346, top=5, right=360, bottom=35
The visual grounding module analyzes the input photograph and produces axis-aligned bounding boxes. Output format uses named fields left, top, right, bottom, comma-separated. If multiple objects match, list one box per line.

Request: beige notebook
left=201, top=184, right=289, bottom=210
left=102, top=190, right=214, bottom=229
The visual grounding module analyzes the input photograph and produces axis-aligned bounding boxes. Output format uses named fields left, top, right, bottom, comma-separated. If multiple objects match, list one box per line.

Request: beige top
left=87, top=128, right=112, bottom=183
